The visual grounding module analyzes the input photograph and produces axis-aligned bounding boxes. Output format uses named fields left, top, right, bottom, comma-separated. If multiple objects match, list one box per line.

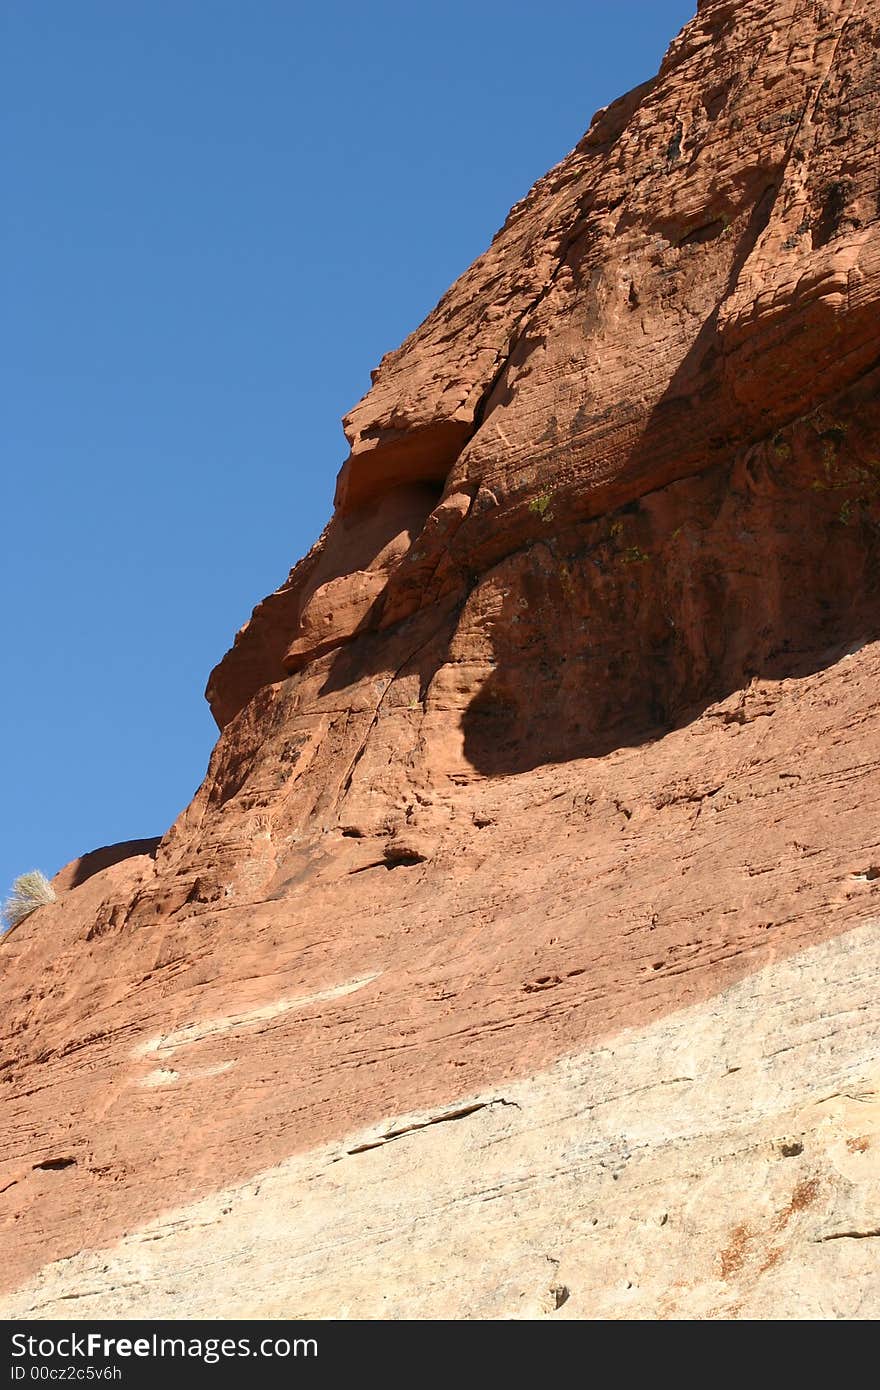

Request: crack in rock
left=815, top=1229, right=880, bottom=1242
left=345, top=1098, right=520, bottom=1155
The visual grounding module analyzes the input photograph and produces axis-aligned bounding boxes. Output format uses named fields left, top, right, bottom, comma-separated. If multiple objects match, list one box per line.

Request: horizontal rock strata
left=2, top=0, right=879, bottom=1318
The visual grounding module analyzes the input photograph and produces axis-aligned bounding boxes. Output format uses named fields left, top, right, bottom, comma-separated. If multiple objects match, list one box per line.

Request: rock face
left=2, top=0, right=879, bottom=1320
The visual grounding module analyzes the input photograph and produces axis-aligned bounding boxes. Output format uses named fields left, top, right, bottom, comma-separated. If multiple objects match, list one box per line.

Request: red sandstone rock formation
left=2, top=0, right=879, bottom=1319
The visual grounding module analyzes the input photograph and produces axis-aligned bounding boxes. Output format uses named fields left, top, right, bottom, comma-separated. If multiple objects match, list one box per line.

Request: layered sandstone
left=2, top=0, right=879, bottom=1319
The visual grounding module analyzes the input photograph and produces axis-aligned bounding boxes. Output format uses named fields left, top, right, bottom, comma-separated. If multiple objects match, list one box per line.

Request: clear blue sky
left=1, top=1, right=694, bottom=894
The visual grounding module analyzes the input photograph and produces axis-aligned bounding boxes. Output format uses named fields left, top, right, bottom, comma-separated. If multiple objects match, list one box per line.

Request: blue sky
left=1, top=1, right=695, bottom=894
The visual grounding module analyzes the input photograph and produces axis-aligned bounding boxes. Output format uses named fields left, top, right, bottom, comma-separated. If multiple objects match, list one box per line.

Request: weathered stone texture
left=2, top=0, right=879, bottom=1319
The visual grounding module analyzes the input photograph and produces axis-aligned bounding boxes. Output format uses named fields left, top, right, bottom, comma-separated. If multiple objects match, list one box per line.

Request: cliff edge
left=2, top=0, right=879, bottom=1319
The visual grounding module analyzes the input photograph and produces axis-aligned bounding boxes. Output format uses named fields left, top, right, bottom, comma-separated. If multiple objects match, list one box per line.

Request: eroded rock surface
left=5, top=921, right=878, bottom=1320
left=2, top=0, right=879, bottom=1319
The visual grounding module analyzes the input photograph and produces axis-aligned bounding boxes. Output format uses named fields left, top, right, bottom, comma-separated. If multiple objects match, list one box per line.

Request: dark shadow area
left=206, top=482, right=446, bottom=728
left=282, top=482, right=444, bottom=675
left=55, top=837, right=161, bottom=892
left=458, top=145, right=880, bottom=776
left=462, top=362, right=880, bottom=775
left=285, top=157, right=880, bottom=786
left=316, top=592, right=460, bottom=703
left=609, top=179, right=782, bottom=503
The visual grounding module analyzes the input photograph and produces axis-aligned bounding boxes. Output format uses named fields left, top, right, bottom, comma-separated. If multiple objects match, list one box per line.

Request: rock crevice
left=3, top=0, right=880, bottom=1320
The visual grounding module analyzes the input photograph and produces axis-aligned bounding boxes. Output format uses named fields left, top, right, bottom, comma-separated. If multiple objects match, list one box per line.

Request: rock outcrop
left=2, top=0, right=879, bottom=1319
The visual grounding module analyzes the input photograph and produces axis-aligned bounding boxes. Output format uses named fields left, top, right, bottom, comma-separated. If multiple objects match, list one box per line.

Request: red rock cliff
left=2, top=0, right=879, bottom=1319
